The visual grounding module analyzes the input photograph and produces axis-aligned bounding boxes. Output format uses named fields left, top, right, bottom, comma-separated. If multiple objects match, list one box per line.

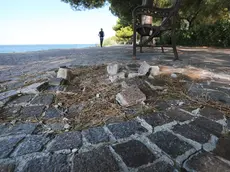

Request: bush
left=176, top=20, right=230, bottom=47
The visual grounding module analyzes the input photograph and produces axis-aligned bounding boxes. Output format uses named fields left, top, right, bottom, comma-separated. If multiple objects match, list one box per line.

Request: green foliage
left=61, top=0, right=106, bottom=10
left=176, top=20, right=230, bottom=47
left=103, top=36, right=118, bottom=46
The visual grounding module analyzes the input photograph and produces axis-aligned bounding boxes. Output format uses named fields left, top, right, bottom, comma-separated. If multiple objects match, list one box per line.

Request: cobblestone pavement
left=1, top=83, right=230, bottom=171
left=1, top=46, right=230, bottom=172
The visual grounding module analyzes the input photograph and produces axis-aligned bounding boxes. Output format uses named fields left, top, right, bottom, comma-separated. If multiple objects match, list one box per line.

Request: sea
left=0, top=44, right=96, bottom=53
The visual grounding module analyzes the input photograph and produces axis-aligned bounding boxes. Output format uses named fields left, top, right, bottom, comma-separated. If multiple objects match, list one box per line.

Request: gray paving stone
left=166, top=109, right=193, bottom=122
left=0, top=136, right=24, bottom=158
left=113, top=140, right=157, bottom=168
left=11, top=135, right=51, bottom=157
left=213, top=135, right=230, bottom=161
left=73, top=146, right=120, bottom=172
left=200, top=107, right=225, bottom=120
left=107, top=120, right=147, bottom=139
left=0, top=123, right=38, bottom=137
left=0, top=106, right=21, bottom=118
left=208, top=90, right=230, bottom=104
left=0, top=159, right=15, bottom=172
left=19, top=153, right=70, bottom=172
left=43, top=107, right=61, bottom=119
left=227, top=117, right=230, bottom=130
left=47, top=131, right=82, bottom=152
left=183, top=152, right=230, bottom=172
left=148, top=131, right=193, bottom=158
left=20, top=105, right=45, bottom=118
left=190, top=117, right=223, bottom=137
left=154, top=100, right=171, bottom=111
left=82, top=127, right=110, bottom=144
left=0, top=90, right=17, bottom=101
left=8, top=94, right=34, bottom=105
left=137, top=161, right=176, bottom=172
left=173, top=124, right=211, bottom=144
left=140, top=112, right=172, bottom=128
left=30, top=94, right=54, bottom=105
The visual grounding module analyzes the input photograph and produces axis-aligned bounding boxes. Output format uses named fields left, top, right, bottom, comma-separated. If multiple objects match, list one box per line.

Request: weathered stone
left=45, top=123, right=65, bottom=132
left=11, top=135, right=50, bottom=157
left=20, top=106, right=45, bottom=118
left=0, top=159, right=15, bottom=172
left=208, top=90, right=230, bottom=104
left=46, top=85, right=65, bottom=92
left=47, top=131, right=82, bottom=152
left=113, top=140, right=157, bottom=168
left=120, top=81, right=129, bottom=89
left=200, top=107, right=225, bottom=120
left=107, top=63, right=119, bottom=75
left=183, top=152, right=230, bottom=172
left=8, top=94, right=34, bottom=105
left=48, top=78, right=66, bottom=86
left=148, top=131, right=193, bottom=158
left=166, top=109, right=193, bottom=122
left=138, top=61, right=150, bottom=76
left=30, top=94, right=54, bottom=105
left=57, top=67, right=72, bottom=81
left=67, top=103, right=84, bottom=118
left=82, top=127, right=110, bottom=144
left=154, top=100, right=171, bottom=111
left=140, top=112, right=172, bottom=128
left=0, top=90, right=17, bottom=101
left=213, top=135, right=230, bottom=161
left=109, top=72, right=125, bottom=82
left=173, top=124, right=211, bottom=144
left=128, top=73, right=139, bottom=79
left=116, top=86, right=146, bottom=107
left=43, top=107, right=61, bottom=119
left=19, top=82, right=49, bottom=94
left=190, top=117, right=223, bottom=137
left=126, top=63, right=140, bottom=72
left=137, top=161, right=176, bottom=172
left=19, top=153, right=70, bottom=172
left=0, top=136, right=24, bottom=158
left=0, top=123, right=38, bottom=137
left=73, top=146, right=120, bottom=172
left=107, top=120, right=147, bottom=139
left=0, top=106, right=21, bottom=118
left=149, top=66, right=160, bottom=76
left=227, top=117, right=230, bottom=130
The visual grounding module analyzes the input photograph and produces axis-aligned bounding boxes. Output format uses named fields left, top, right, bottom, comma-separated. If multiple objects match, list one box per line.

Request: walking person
left=98, top=28, right=104, bottom=47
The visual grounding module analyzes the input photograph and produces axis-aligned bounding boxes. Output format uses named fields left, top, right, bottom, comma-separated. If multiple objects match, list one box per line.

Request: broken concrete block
left=120, top=81, right=129, bottom=89
left=150, top=66, right=160, bottom=76
left=49, top=78, right=66, bottom=86
left=128, top=73, right=139, bottom=79
left=57, top=67, right=72, bottom=81
left=116, top=86, right=146, bottom=107
left=109, top=72, right=125, bottom=83
left=138, top=61, right=150, bottom=76
left=0, top=90, right=18, bottom=101
left=107, top=64, right=119, bottom=75
left=18, top=82, right=48, bottom=94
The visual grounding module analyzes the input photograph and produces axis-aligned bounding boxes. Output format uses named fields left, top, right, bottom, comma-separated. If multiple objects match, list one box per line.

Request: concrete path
left=0, top=46, right=230, bottom=172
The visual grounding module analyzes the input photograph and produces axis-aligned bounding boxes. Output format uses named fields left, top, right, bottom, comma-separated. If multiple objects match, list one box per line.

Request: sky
left=0, top=0, right=118, bottom=45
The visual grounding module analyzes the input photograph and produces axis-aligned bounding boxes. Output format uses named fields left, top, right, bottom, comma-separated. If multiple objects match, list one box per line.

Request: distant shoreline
left=0, top=44, right=97, bottom=54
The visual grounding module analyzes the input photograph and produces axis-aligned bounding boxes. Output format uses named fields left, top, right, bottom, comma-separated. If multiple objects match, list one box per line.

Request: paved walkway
left=0, top=46, right=230, bottom=172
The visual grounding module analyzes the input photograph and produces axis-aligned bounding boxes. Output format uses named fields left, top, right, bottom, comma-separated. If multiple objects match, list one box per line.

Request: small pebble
left=12, top=110, right=18, bottom=114
left=64, top=124, right=70, bottom=129
left=63, top=117, right=69, bottom=121
left=10, top=120, right=17, bottom=125
left=72, top=148, right=78, bottom=153
left=171, top=73, right=177, bottom=78
left=58, top=102, right=63, bottom=107
left=96, top=93, right=100, bottom=98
